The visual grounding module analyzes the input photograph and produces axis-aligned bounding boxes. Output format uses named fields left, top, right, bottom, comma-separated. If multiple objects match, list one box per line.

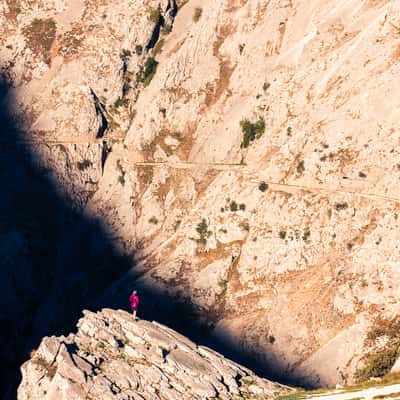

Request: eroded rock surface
left=18, top=309, right=289, bottom=400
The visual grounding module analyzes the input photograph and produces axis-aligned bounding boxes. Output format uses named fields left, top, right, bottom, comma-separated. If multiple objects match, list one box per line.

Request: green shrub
left=240, top=117, right=265, bottom=148
left=366, top=316, right=400, bottom=344
left=268, top=335, right=276, bottom=344
left=193, top=219, right=212, bottom=246
left=152, top=38, right=165, bottom=56
left=135, top=45, right=143, bottom=56
left=302, top=228, right=311, bottom=242
left=279, top=231, right=287, bottom=239
left=335, top=202, right=349, bottom=211
left=137, top=57, right=159, bottom=87
left=259, top=182, right=269, bottom=192
left=149, top=7, right=161, bottom=23
left=114, top=97, right=129, bottom=108
left=297, top=160, right=305, bottom=173
left=229, top=201, right=238, bottom=212
left=149, top=216, right=158, bottom=225
left=355, top=346, right=399, bottom=382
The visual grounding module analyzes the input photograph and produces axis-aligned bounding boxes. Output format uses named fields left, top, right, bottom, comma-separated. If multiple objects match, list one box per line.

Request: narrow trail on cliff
left=6, top=133, right=397, bottom=203
left=122, top=160, right=400, bottom=205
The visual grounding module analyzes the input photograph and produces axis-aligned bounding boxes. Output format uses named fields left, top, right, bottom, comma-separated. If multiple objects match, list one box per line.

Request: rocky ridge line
left=18, top=309, right=290, bottom=400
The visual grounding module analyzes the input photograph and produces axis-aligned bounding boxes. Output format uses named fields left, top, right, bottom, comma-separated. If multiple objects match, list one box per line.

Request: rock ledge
left=18, top=309, right=290, bottom=399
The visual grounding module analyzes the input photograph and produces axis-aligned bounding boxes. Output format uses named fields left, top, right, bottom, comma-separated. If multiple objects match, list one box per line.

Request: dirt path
left=124, top=160, right=400, bottom=204
left=308, top=383, right=400, bottom=400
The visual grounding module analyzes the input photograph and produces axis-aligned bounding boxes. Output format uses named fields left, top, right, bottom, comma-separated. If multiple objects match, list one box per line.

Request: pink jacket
left=129, top=293, right=139, bottom=308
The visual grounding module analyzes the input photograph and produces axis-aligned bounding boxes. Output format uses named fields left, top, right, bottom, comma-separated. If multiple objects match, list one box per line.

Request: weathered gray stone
left=18, top=309, right=290, bottom=399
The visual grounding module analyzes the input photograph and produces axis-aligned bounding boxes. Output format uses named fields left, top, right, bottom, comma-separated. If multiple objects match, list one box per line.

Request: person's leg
left=133, top=309, right=137, bottom=319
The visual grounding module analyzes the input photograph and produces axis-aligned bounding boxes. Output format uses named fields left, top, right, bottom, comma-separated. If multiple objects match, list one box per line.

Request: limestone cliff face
left=89, top=0, right=400, bottom=387
left=18, top=309, right=289, bottom=399
left=2, top=0, right=400, bottom=394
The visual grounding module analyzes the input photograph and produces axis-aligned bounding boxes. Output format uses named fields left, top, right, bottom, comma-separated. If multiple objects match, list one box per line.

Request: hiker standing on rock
left=129, top=290, right=139, bottom=320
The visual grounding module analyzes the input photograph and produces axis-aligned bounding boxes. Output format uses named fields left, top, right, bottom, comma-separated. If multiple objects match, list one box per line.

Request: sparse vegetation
left=137, top=57, right=159, bottom=87
left=302, top=228, right=311, bottom=243
left=149, top=7, right=161, bottom=23
left=22, top=18, right=57, bottom=65
left=114, top=97, right=129, bottom=108
left=193, top=7, right=203, bottom=22
left=355, top=346, right=399, bottom=382
left=279, top=231, right=287, bottom=239
left=152, top=38, right=165, bottom=56
left=193, top=219, right=212, bottom=246
left=230, top=201, right=238, bottom=212
left=135, top=45, right=143, bottom=56
left=366, top=316, right=400, bottom=345
left=259, top=182, right=269, bottom=192
left=240, top=117, right=265, bottom=148
left=77, top=159, right=92, bottom=171
left=241, top=378, right=255, bottom=385
left=335, top=202, right=349, bottom=211
left=297, top=160, right=305, bottom=174
left=239, top=43, right=245, bottom=54
left=355, top=316, right=400, bottom=382
left=149, top=216, right=158, bottom=225
left=268, top=335, right=276, bottom=344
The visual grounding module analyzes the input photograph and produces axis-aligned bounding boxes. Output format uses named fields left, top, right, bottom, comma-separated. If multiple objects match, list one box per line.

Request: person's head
left=132, top=290, right=137, bottom=295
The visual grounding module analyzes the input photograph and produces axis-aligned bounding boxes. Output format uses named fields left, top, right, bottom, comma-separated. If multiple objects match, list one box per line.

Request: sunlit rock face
left=1, top=0, right=400, bottom=396
left=18, top=309, right=290, bottom=400
left=89, top=0, right=400, bottom=388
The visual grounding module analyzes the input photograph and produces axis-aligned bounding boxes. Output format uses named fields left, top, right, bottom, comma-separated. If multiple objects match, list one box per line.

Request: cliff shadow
left=0, top=73, right=139, bottom=398
left=0, top=72, right=300, bottom=398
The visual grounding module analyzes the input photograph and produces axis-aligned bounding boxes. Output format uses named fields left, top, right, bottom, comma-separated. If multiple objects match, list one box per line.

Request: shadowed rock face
left=18, top=309, right=291, bottom=400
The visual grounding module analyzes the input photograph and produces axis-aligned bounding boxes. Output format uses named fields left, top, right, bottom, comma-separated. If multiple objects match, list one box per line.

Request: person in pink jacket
left=129, top=290, right=139, bottom=320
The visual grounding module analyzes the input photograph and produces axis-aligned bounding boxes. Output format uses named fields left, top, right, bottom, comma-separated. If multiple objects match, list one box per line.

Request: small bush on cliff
left=192, top=219, right=212, bottom=246
left=137, top=57, right=159, bottom=87
left=240, top=117, right=265, bottom=148
left=149, top=216, right=158, bottom=225
left=135, top=45, right=143, bottom=56
left=355, top=346, right=399, bottom=382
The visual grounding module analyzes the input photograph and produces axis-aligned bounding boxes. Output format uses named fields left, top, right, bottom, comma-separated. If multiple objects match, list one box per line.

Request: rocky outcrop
left=18, top=309, right=290, bottom=399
